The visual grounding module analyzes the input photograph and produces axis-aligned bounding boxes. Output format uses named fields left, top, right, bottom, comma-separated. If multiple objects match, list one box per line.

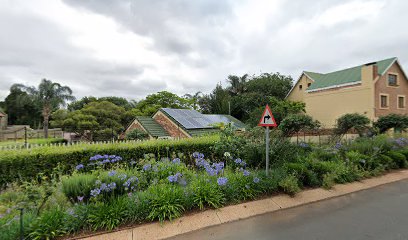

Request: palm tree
left=183, top=91, right=202, bottom=110
left=23, top=79, right=75, bottom=138
left=227, top=74, right=249, bottom=95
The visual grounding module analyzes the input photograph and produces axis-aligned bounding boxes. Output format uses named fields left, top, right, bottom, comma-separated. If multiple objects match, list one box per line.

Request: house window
left=388, top=74, right=398, bottom=86
left=398, top=96, right=405, bottom=109
left=299, top=84, right=303, bottom=90
left=308, top=83, right=311, bottom=87
left=380, top=94, right=389, bottom=108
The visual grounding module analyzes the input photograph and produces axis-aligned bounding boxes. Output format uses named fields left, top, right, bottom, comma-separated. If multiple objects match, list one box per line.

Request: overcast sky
left=0, top=0, right=407, bottom=101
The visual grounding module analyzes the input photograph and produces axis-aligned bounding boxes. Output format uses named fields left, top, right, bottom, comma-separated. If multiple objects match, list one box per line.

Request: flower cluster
left=217, top=177, right=228, bottom=186
left=123, top=176, right=138, bottom=190
left=299, top=142, right=309, bottom=148
left=234, top=158, right=247, bottom=167
left=89, top=154, right=123, bottom=163
left=193, top=152, right=205, bottom=159
left=253, top=177, right=260, bottom=183
left=334, top=142, right=342, bottom=150
left=172, top=158, right=181, bottom=164
left=168, top=172, right=183, bottom=183
left=394, top=137, right=408, bottom=148
left=75, top=164, right=84, bottom=170
left=142, top=163, right=152, bottom=171
left=90, top=181, right=117, bottom=198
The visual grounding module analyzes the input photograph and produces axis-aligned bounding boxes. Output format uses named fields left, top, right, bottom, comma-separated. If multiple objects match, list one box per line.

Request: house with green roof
left=286, top=57, right=408, bottom=127
left=124, top=108, right=245, bottom=139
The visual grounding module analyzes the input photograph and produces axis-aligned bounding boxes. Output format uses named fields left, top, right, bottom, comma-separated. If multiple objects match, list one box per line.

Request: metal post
left=24, top=127, right=28, bottom=149
left=265, top=126, right=270, bottom=176
left=19, top=208, right=24, bottom=240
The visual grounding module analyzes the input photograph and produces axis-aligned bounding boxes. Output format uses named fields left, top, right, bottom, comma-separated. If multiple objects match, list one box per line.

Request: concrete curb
left=75, top=169, right=408, bottom=240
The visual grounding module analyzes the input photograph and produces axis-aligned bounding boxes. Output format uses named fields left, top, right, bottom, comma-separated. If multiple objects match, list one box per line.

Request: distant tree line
left=0, top=71, right=306, bottom=140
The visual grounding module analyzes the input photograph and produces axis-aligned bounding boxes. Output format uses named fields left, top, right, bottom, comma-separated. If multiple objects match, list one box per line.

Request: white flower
left=224, top=152, right=231, bottom=158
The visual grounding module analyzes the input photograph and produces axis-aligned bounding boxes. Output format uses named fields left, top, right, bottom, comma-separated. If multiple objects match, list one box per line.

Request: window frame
left=299, top=84, right=303, bottom=90
left=379, top=93, right=389, bottom=109
left=387, top=73, right=399, bottom=87
left=398, top=95, right=406, bottom=109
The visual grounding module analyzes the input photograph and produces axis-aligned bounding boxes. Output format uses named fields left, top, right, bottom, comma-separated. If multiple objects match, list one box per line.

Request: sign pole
left=258, top=104, right=277, bottom=177
left=265, top=126, right=269, bottom=175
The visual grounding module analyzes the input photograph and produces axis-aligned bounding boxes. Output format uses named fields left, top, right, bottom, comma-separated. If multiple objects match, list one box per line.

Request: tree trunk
left=43, top=105, right=50, bottom=139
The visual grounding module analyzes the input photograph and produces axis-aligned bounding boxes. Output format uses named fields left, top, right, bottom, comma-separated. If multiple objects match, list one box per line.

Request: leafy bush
left=322, top=173, right=337, bottom=189
left=385, top=151, right=407, bottom=168
left=146, top=184, right=185, bottom=223
left=223, top=170, right=261, bottom=203
left=374, top=114, right=408, bottom=133
left=126, top=128, right=149, bottom=140
left=189, top=176, right=225, bottom=210
left=0, top=211, right=35, bottom=240
left=87, top=197, right=129, bottom=231
left=334, top=113, right=370, bottom=136
left=279, top=114, right=320, bottom=137
left=0, top=135, right=219, bottom=188
left=28, top=207, right=68, bottom=240
left=61, top=174, right=97, bottom=203
left=279, top=174, right=300, bottom=196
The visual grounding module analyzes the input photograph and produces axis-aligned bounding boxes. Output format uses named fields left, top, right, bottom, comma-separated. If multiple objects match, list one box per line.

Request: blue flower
left=108, top=171, right=116, bottom=177
left=118, top=174, right=127, bottom=181
left=108, top=182, right=116, bottom=190
left=334, top=142, right=342, bottom=150
left=77, top=196, right=84, bottom=202
left=217, top=177, right=228, bottom=186
left=90, top=188, right=101, bottom=197
left=168, top=175, right=177, bottom=183
left=240, top=161, right=247, bottom=167
left=243, top=170, right=250, bottom=176
left=234, top=158, right=242, bottom=164
left=172, top=158, right=181, bottom=164
left=299, top=142, right=309, bottom=148
left=75, top=164, right=84, bottom=170
left=253, top=177, right=260, bottom=183
left=143, top=164, right=151, bottom=171
left=192, top=152, right=200, bottom=158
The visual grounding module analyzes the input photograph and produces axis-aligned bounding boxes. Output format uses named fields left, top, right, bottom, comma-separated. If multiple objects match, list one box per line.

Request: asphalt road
left=167, top=179, right=408, bottom=240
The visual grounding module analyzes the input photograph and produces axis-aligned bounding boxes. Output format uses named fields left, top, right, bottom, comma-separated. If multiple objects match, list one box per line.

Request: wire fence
left=0, top=139, right=147, bottom=151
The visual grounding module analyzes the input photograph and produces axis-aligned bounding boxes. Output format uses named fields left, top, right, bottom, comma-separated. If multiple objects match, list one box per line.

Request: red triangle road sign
left=258, top=104, right=277, bottom=127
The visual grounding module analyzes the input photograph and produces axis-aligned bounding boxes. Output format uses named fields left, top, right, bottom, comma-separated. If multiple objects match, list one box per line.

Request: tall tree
left=183, top=91, right=202, bottom=110
left=3, top=84, right=41, bottom=126
left=21, top=79, right=75, bottom=138
left=227, top=74, right=248, bottom=95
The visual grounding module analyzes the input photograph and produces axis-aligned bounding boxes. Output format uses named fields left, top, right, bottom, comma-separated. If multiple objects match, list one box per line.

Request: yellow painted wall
left=292, top=65, right=377, bottom=128
left=286, top=74, right=314, bottom=102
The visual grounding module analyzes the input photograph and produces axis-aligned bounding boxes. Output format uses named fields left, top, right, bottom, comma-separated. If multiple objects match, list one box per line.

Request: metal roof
left=306, top=57, right=397, bottom=91
left=134, top=116, right=170, bottom=137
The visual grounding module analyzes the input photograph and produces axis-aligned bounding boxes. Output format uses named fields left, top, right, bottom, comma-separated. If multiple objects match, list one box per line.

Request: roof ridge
left=313, top=57, right=397, bottom=76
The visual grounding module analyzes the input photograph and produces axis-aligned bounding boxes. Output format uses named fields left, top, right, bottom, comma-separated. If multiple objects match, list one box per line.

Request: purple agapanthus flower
left=217, top=177, right=228, bottom=186
left=243, top=170, right=250, bottom=176
left=77, top=196, right=84, bottom=202
left=234, top=158, right=242, bottom=164
left=172, top=158, right=181, bottom=164
left=143, top=164, right=151, bottom=171
left=108, top=170, right=116, bottom=177
left=75, top=164, right=84, bottom=170
left=253, top=177, right=260, bottom=183
left=90, top=188, right=101, bottom=197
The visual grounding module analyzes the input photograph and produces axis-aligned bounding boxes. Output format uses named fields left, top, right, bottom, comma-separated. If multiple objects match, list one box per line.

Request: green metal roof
left=134, top=116, right=170, bottom=138
left=306, top=57, right=397, bottom=91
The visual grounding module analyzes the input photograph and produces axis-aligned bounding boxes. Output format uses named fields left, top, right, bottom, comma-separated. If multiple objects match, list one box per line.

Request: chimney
left=361, top=62, right=377, bottom=86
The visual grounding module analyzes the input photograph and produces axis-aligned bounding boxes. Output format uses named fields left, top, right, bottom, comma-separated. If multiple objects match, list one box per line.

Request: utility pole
left=24, top=127, right=28, bottom=149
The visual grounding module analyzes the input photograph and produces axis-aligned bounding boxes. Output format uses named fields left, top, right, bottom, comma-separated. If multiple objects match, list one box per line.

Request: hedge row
left=0, top=136, right=219, bottom=188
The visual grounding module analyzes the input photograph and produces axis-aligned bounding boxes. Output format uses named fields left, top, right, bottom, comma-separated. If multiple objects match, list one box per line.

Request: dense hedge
left=0, top=136, right=219, bottom=188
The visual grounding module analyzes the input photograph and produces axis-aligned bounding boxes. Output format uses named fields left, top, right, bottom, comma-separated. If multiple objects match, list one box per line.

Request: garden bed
left=1, top=134, right=408, bottom=240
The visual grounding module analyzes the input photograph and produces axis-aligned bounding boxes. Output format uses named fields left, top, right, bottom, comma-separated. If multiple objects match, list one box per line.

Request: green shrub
left=87, top=197, right=129, bottom=231
left=125, top=192, right=151, bottom=224
left=146, top=184, right=185, bottom=223
left=376, top=154, right=396, bottom=170
left=0, top=211, right=35, bottom=240
left=126, top=129, right=149, bottom=140
left=385, top=151, right=407, bottom=168
left=284, top=162, right=320, bottom=187
left=334, top=113, right=370, bottom=136
left=0, top=135, right=219, bottom=188
left=189, top=177, right=225, bottom=210
left=223, top=170, right=260, bottom=203
left=255, top=168, right=286, bottom=194
left=61, top=174, right=97, bottom=202
left=279, top=174, right=300, bottom=196
left=374, top=114, right=408, bottom=133
left=28, top=207, right=68, bottom=240
left=322, top=173, right=337, bottom=189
